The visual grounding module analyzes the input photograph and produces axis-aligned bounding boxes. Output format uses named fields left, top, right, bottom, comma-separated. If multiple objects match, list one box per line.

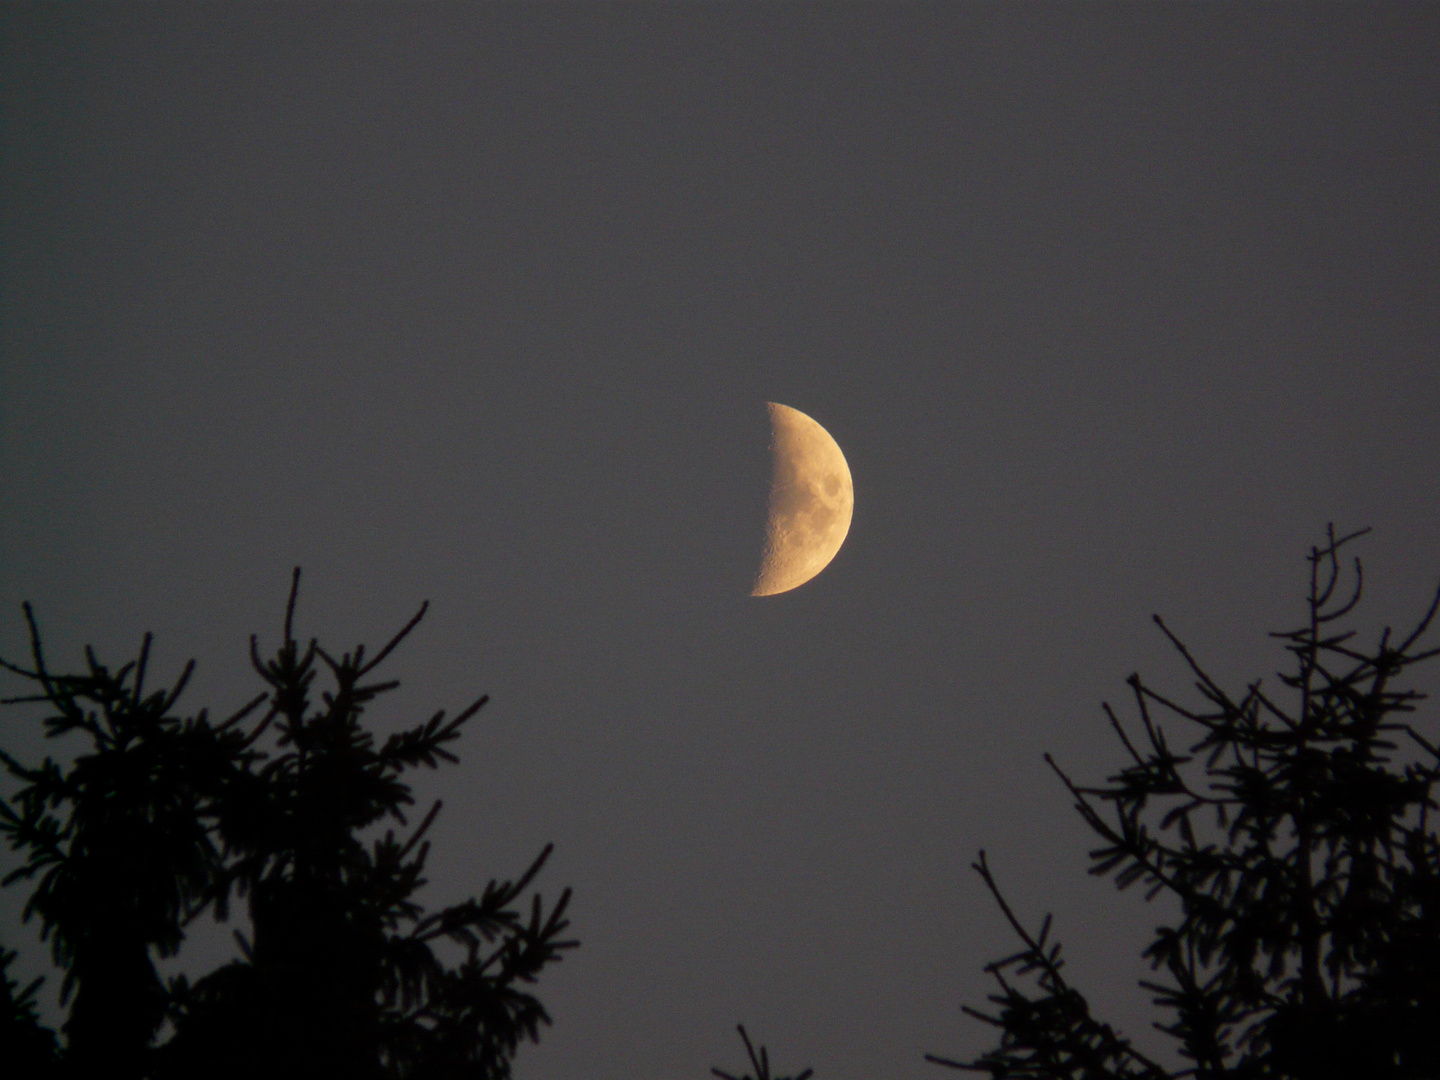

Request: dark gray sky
left=3, top=5, right=1439, bottom=1078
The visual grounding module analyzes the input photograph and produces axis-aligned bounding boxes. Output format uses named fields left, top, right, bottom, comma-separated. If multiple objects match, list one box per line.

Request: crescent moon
left=751, top=402, right=854, bottom=597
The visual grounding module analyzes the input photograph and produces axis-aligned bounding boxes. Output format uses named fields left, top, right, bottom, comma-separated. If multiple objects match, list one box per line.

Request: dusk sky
left=3, top=5, right=1439, bottom=1079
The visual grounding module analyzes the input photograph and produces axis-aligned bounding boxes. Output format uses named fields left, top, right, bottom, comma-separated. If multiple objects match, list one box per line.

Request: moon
left=752, top=402, right=854, bottom=597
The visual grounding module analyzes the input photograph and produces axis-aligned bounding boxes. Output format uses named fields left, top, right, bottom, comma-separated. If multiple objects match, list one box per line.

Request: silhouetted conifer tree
left=160, top=571, right=575, bottom=1080
left=928, top=528, right=1440, bottom=1080
left=0, top=608, right=252, bottom=1080
left=1, top=572, right=574, bottom=1080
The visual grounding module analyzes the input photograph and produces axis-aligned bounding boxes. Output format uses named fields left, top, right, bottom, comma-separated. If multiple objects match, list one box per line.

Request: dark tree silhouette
left=713, top=1024, right=814, bottom=1080
left=0, top=608, right=251, bottom=1080
left=1, top=572, right=574, bottom=1080
left=1, top=944, right=58, bottom=1077
left=928, top=528, right=1440, bottom=1080
left=160, top=570, right=576, bottom=1080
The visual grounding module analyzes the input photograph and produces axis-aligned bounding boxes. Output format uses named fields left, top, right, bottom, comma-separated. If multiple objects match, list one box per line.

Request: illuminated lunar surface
left=752, top=402, right=854, bottom=596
